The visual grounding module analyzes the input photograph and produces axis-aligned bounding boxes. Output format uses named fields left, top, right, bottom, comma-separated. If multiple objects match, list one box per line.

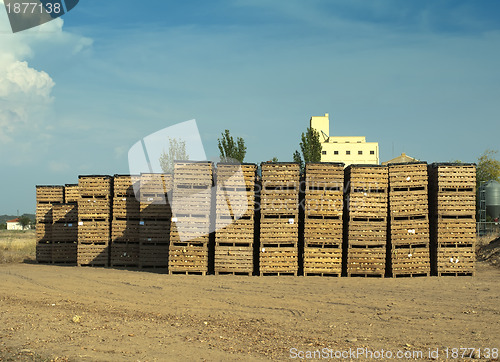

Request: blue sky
left=1, top=0, right=499, bottom=214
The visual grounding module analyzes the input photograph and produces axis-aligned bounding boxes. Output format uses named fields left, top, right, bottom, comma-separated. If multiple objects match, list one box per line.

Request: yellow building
left=310, top=113, right=379, bottom=166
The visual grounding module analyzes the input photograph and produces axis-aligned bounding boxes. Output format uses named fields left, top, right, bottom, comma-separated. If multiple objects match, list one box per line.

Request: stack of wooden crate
left=36, top=186, right=64, bottom=263
left=111, top=175, right=141, bottom=267
left=215, top=163, right=257, bottom=275
left=388, top=162, right=430, bottom=277
left=77, top=176, right=112, bottom=266
left=139, top=173, right=172, bottom=268
left=259, top=163, right=300, bottom=276
left=344, top=165, right=388, bottom=277
left=428, top=163, right=476, bottom=276
left=303, top=163, right=344, bottom=276
left=51, top=203, right=78, bottom=264
left=169, top=162, right=213, bottom=275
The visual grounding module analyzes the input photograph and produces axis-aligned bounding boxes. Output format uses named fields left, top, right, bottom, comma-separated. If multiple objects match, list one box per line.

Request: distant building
left=6, top=218, right=23, bottom=230
left=310, top=113, right=379, bottom=166
left=382, top=153, right=419, bottom=165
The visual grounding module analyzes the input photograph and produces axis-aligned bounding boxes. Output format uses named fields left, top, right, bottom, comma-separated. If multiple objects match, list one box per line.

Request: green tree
left=293, top=127, right=322, bottom=170
left=0, top=223, right=6, bottom=230
left=477, top=149, right=500, bottom=186
left=218, top=129, right=247, bottom=163
left=18, top=216, right=30, bottom=230
left=159, top=138, right=189, bottom=173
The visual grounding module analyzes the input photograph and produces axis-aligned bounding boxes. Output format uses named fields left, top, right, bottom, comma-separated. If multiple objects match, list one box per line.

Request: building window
left=358, top=150, right=363, bottom=155
left=370, top=150, right=375, bottom=155
left=346, top=151, right=350, bottom=155
left=334, top=151, right=339, bottom=155
left=322, top=151, right=326, bottom=155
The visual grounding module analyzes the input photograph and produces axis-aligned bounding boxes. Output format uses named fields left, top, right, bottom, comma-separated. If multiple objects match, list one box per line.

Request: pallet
left=435, top=243, right=475, bottom=275
left=36, top=242, right=52, bottom=263
left=36, top=185, right=65, bottom=203
left=52, top=204, right=78, bottom=223
left=64, top=184, right=80, bottom=204
left=52, top=223, right=78, bottom=243
left=139, top=220, right=170, bottom=244
left=78, top=197, right=111, bottom=219
left=428, top=163, right=476, bottom=190
left=305, top=191, right=343, bottom=216
left=345, top=165, right=389, bottom=191
left=215, top=271, right=252, bottom=276
left=215, top=218, right=254, bottom=243
left=113, top=197, right=140, bottom=219
left=304, top=272, right=341, bottom=277
left=393, top=273, right=429, bottom=278
left=390, top=218, right=429, bottom=245
left=305, top=163, right=344, bottom=187
left=345, top=192, right=388, bottom=217
left=260, top=216, right=298, bottom=244
left=347, top=273, right=385, bottom=278
left=139, top=243, right=169, bottom=267
left=261, top=163, right=300, bottom=186
left=388, top=162, right=428, bottom=188
left=52, top=243, right=77, bottom=264
left=110, top=243, right=140, bottom=266
left=260, top=272, right=297, bottom=276
left=169, top=270, right=207, bottom=275
left=347, top=220, right=387, bottom=245
left=216, top=163, right=257, bottom=188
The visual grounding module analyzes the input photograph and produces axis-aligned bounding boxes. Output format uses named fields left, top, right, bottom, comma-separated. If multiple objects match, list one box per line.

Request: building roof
left=382, top=153, right=419, bottom=165
left=6, top=218, right=20, bottom=223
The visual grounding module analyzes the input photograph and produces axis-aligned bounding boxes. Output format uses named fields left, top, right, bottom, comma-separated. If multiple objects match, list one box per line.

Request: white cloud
left=0, top=3, right=92, bottom=160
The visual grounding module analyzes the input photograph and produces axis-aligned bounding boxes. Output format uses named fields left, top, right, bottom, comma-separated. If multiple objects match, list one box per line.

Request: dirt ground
left=0, top=261, right=499, bottom=361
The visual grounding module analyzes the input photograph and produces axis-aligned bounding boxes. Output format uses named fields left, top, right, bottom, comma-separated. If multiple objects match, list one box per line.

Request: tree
left=18, top=216, right=30, bottom=230
left=477, top=149, right=500, bottom=186
left=293, top=127, right=322, bottom=170
left=159, top=138, right=189, bottom=173
left=218, top=129, right=247, bottom=163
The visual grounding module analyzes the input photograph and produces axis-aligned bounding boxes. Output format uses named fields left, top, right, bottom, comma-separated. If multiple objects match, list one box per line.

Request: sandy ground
left=0, top=262, right=499, bottom=361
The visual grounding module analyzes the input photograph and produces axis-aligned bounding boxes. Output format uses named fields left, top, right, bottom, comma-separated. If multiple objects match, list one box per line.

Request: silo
left=485, top=180, right=500, bottom=220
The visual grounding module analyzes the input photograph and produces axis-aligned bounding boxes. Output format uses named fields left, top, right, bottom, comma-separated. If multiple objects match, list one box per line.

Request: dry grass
left=0, top=229, right=36, bottom=264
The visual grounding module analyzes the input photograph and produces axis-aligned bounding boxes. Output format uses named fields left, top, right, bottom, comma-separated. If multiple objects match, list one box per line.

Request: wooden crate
left=36, top=222, right=52, bottom=243
left=78, top=175, right=112, bottom=197
left=77, top=244, right=109, bottom=266
left=391, top=243, right=430, bottom=277
left=168, top=243, right=208, bottom=274
left=52, top=243, right=77, bottom=264
left=388, top=162, right=428, bottom=188
left=259, top=246, right=298, bottom=275
left=216, top=187, right=254, bottom=218
left=303, top=244, right=342, bottom=276
left=170, top=216, right=209, bottom=243
left=389, top=190, right=428, bottom=217
left=77, top=220, right=110, bottom=244
left=140, top=173, right=173, bottom=195
left=260, top=189, right=299, bottom=214
left=36, top=186, right=64, bottom=203
left=347, top=246, right=386, bottom=276
left=112, top=219, right=140, bottom=243
left=261, top=163, right=300, bottom=186
left=432, top=215, right=476, bottom=245
left=139, top=243, right=169, bottom=268
left=346, top=192, right=388, bottom=218
left=52, top=223, right=78, bottom=243
left=345, top=165, right=388, bottom=192
left=432, top=193, right=476, bottom=214
left=390, top=216, right=429, bottom=246
left=346, top=219, right=387, bottom=246
left=36, top=242, right=52, bottom=263
left=114, top=174, right=140, bottom=197
left=110, top=243, right=140, bottom=266
left=216, top=163, right=256, bottom=188
left=36, top=203, right=54, bottom=223
left=428, top=163, right=476, bottom=191
left=305, top=163, right=344, bottom=188
left=173, top=161, right=213, bottom=186
left=139, top=220, right=170, bottom=244
left=78, top=197, right=111, bottom=219
left=171, top=184, right=212, bottom=215
left=260, top=215, right=298, bottom=245
left=434, top=243, right=475, bottom=276
left=215, top=244, right=253, bottom=275
left=304, top=217, right=342, bottom=245
left=215, top=217, right=254, bottom=244
left=139, top=197, right=172, bottom=220
left=305, top=190, right=343, bottom=217
left=52, top=204, right=78, bottom=223
left=113, top=197, right=140, bottom=219
left=64, top=184, right=80, bottom=204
